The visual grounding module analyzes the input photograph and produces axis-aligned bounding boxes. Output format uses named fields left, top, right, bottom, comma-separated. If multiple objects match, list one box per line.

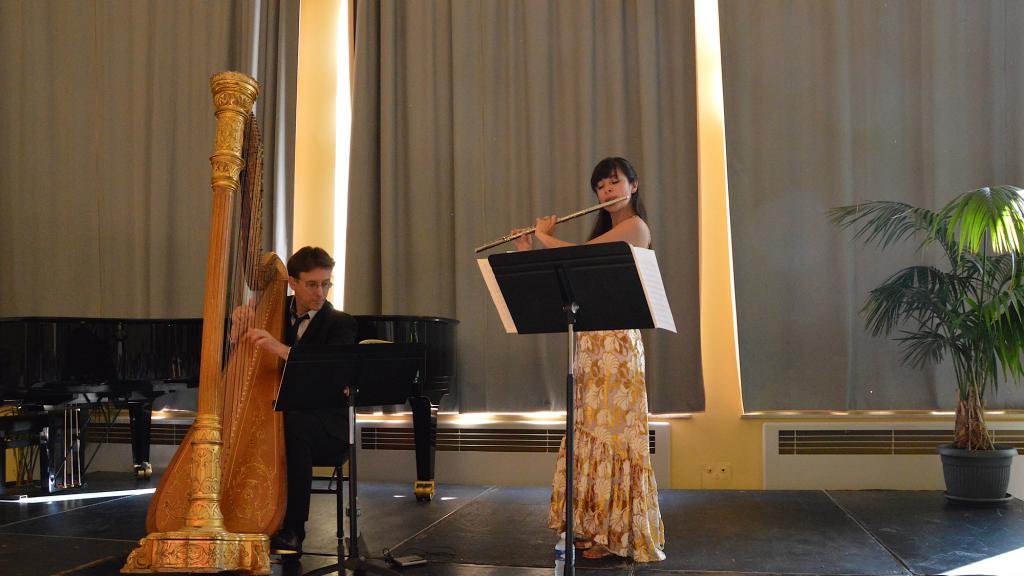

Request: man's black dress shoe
left=270, top=528, right=304, bottom=557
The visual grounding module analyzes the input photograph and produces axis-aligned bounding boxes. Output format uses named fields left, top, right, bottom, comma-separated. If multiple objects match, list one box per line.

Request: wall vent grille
left=361, top=428, right=656, bottom=454
left=86, top=423, right=658, bottom=454
left=778, top=429, right=1024, bottom=455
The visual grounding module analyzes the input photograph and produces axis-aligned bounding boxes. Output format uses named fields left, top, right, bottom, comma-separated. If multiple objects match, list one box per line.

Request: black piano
left=355, top=315, right=457, bottom=500
left=0, top=315, right=456, bottom=499
left=0, top=317, right=203, bottom=494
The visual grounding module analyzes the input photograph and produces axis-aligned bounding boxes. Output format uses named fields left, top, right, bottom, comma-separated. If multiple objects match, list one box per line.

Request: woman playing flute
left=512, top=157, right=666, bottom=562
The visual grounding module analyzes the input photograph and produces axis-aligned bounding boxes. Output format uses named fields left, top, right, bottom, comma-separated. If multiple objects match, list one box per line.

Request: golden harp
left=123, top=72, right=287, bottom=574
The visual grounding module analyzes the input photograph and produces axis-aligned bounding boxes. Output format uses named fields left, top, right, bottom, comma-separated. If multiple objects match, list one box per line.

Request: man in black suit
left=242, top=246, right=357, bottom=555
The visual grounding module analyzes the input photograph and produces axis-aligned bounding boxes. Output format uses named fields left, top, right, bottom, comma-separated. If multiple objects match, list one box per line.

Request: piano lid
left=0, top=317, right=202, bottom=404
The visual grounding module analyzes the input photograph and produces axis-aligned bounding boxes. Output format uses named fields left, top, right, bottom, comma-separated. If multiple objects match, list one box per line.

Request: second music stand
left=276, top=343, right=426, bottom=576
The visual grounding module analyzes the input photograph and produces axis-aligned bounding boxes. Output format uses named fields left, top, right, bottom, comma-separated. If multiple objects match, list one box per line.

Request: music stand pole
left=563, top=302, right=578, bottom=576
left=338, top=384, right=401, bottom=576
left=302, top=389, right=401, bottom=576
left=348, top=385, right=358, bottom=563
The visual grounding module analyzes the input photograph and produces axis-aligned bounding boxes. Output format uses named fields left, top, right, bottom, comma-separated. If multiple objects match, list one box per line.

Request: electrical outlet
left=714, top=462, right=732, bottom=483
left=701, top=461, right=733, bottom=487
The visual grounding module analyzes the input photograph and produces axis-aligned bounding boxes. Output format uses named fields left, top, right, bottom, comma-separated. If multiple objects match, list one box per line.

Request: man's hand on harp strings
left=228, top=304, right=290, bottom=360
left=228, top=304, right=257, bottom=344
left=245, top=328, right=290, bottom=361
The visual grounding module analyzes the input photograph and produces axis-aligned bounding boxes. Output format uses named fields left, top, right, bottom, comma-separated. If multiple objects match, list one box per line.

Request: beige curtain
left=0, top=0, right=299, bottom=318
left=721, top=0, right=1024, bottom=410
left=347, top=0, right=702, bottom=413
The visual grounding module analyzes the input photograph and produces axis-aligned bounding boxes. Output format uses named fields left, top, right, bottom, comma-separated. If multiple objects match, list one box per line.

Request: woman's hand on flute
left=512, top=228, right=533, bottom=251
left=535, top=215, right=558, bottom=236
left=532, top=215, right=574, bottom=248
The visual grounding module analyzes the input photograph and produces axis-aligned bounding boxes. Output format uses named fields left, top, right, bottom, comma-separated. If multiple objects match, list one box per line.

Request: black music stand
left=276, top=343, right=426, bottom=576
left=479, top=241, right=675, bottom=576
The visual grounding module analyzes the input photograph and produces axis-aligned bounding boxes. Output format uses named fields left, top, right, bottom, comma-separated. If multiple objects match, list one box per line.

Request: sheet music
left=630, top=246, right=677, bottom=333
left=477, top=258, right=519, bottom=334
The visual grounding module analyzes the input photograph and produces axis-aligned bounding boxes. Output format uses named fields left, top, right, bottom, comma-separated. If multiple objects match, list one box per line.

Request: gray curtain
left=346, top=0, right=702, bottom=413
left=0, top=0, right=299, bottom=318
left=721, top=0, right=1024, bottom=410
left=238, top=0, right=300, bottom=259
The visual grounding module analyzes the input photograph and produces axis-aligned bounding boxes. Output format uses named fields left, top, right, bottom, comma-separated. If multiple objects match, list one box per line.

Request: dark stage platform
left=2, top=473, right=1023, bottom=575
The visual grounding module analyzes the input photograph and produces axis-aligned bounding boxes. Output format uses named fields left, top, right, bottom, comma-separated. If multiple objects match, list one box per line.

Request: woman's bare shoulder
left=619, top=216, right=650, bottom=243
left=590, top=216, right=651, bottom=247
left=623, top=216, right=649, bottom=232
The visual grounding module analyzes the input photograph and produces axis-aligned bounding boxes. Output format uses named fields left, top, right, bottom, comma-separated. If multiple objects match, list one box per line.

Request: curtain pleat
left=721, top=0, right=1024, bottom=410
left=0, top=0, right=299, bottom=318
left=347, top=0, right=702, bottom=413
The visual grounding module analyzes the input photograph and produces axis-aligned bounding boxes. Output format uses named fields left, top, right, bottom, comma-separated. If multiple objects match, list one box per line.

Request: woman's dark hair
left=587, top=157, right=649, bottom=241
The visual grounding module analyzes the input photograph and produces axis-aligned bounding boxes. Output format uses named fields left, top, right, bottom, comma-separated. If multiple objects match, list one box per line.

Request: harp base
left=121, top=530, right=270, bottom=574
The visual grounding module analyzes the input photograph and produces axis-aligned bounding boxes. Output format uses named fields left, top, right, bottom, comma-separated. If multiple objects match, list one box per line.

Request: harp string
left=224, top=113, right=266, bottom=427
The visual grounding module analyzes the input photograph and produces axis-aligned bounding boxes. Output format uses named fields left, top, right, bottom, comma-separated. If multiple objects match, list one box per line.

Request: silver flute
left=474, top=196, right=629, bottom=253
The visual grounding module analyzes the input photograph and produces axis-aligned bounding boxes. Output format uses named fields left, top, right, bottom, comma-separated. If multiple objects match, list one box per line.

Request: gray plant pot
left=937, top=443, right=1017, bottom=504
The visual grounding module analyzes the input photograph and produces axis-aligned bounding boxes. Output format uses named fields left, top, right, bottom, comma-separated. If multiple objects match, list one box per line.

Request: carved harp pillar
left=123, top=72, right=288, bottom=574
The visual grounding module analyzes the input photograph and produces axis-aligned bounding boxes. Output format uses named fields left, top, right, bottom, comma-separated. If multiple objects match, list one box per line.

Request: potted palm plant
left=830, top=186, right=1024, bottom=503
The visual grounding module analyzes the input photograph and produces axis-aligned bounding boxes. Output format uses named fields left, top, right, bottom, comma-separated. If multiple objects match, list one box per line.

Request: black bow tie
left=292, top=312, right=309, bottom=324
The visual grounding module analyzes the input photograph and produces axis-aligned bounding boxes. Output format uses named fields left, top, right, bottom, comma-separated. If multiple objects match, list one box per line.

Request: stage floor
left=1, top=473, right=1023, bottom=575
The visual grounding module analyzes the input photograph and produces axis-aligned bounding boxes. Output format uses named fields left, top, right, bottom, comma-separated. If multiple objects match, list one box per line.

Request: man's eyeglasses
left=302, top=280, right=333, bottom=291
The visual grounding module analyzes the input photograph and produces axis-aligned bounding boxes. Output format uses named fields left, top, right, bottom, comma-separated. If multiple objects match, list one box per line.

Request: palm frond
left=939, top=186, right=1024, bottom=255
left=980, top=253, right=1019, bottom=289
left=863, top=266, right=959, bottom=338
left=895, top=329, right=951, bottom=370
left=986, top=284, right=1024, bottom=383
left=829, top=202, right=943, bottom=249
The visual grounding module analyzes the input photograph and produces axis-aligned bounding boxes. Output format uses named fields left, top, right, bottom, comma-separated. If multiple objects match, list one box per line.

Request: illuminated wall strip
left=333, top=2, right=352, bottom=308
